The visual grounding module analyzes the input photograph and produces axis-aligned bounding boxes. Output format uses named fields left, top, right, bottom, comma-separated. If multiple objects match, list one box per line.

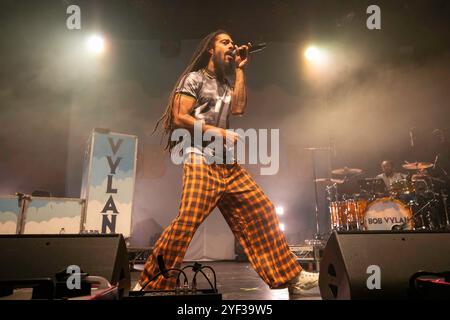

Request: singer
left=134, top=30, right=318, bottom=296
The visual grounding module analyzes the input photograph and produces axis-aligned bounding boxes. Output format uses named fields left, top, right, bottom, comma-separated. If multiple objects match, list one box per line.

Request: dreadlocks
left=152, top=29, right=231, bottom=152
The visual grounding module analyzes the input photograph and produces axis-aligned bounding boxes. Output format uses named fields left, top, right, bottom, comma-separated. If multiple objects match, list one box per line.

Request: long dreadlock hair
left=152, top=29, right=231, bottom=152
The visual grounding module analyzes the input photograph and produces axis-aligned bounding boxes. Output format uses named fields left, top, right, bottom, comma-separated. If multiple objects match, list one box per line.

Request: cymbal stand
left=311, top=150, right=322, bottom=240
left=434, top=161, right=450, bottom=229
left=441, top=192, right=450, bottom=229
left=411, top=198, right=439, bottom=230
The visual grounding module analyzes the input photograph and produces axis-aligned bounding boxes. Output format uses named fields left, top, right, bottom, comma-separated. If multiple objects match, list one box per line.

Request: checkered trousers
left=138, top=154, right=301, bottom=290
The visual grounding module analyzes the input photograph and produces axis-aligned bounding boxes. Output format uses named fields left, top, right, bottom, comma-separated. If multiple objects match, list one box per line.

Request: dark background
left=1, top=0, right=449, bottom=244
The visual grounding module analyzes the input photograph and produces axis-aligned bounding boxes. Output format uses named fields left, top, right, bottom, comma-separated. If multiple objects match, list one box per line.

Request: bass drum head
left=363, top=198, right=413, bottom=230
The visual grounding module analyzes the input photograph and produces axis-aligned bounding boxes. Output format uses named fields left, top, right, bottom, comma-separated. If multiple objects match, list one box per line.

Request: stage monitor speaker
left=0, top=234, right=130, bottom=297
left=319, top=231, right=450, bottom=299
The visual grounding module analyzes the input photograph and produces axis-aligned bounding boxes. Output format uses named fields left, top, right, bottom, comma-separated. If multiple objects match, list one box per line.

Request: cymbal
left=315, top=178, right=344, bottom=184
left=331, top=167, right=363, bottom=176
left=304, top=147, right=331, bottom=151
left=402, top=162, right=433, bottom=170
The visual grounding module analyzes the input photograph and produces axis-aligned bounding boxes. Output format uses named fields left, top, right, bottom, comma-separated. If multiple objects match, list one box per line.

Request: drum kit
left=317, top=162, right=450, bottom=232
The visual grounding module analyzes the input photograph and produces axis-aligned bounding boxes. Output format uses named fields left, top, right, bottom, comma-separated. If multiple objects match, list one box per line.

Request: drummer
left=376, top=160, right=407, bottom=189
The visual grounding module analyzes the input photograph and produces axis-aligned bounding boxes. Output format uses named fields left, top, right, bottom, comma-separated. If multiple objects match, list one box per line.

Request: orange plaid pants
left=138, top=154, right=301, bottom=290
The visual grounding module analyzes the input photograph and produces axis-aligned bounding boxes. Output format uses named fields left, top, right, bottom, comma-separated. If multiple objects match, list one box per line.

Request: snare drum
left=362, top=197, right=414, bottom=230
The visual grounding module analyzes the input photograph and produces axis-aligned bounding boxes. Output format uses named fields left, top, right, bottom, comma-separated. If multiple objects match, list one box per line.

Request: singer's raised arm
left=231, top=43, right=251, bottom=116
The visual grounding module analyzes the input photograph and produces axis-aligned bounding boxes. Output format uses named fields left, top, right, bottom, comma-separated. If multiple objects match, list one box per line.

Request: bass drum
left=363, top=198, right=414, bottom=230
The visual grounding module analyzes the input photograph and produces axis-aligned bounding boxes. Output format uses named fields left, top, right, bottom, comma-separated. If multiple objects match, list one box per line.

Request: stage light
left=302, top=44, right=334, bottom=85
left=304, top=46, right=327, bottom=65
left=280, top=223, right=286, bottom=232
left=275, top=206, right=284, bottom=216
left=86, top=34, right=105, bottom=55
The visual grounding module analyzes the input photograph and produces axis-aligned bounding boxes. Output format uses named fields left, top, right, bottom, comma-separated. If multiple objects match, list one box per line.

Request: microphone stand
left=305, top=147, right=331, bottom=241
left=311, top=150, right=321, bottom=240
left=434, top=160, right=450, bottom=229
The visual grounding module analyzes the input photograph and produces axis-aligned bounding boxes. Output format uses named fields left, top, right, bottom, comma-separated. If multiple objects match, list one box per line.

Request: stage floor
left=131, top=261, right=321, bottom=300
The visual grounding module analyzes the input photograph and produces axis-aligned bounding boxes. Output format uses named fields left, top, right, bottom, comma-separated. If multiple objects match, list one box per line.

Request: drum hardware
left=324, top=179, right=342, bottom=204
left=358, top=178, right=386, bottom=197
left=412, top=169, right=448, bottom=230
left=388, top=165, right=447, bottom=231
left=326, top=166, right=364, bottom=231
left=407, top=198, right=440, bottom=230
left=306, top=147, right=334, bottom=240
left=441, top=192, right=450, bottom=229
left=391, top=223, right=410, bottom=231
left=434, top=159, right=450, bottom=183
left=331, top=168, right=363, bottom=203
left=323, top=150, right=450, bottom=232
left=327, top=175, right=445, bottom=232
left=398, top=177, right=442, bottom=230
left=389, top=179, right=415, bottom=197
left=315, top=178, right=345, bottom=185
left=432, top=158, right=450, bottom=229
left=322, top=127, right=450, bottom=232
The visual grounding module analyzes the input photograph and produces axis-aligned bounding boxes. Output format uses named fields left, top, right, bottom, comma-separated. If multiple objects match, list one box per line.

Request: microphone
left=409, top=128, right=416, bottom=148
left=231, top=43, right=267, bottom=57
left=434, top=154, right=440, bottom=170
left=330, top=138, right=337, bottom=158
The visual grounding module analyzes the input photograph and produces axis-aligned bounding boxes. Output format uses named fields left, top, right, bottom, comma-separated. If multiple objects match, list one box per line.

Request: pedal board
left=289, top=242, right=324, bottom=271
left=125, top=289, right=222, bottom=301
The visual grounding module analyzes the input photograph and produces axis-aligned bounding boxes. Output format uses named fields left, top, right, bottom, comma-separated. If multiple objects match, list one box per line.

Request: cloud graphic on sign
left=87, top=176, right=135, bottom=205
left=0, top=221, right=17, bottom=234
left=26, top=200, right=84, bottom=223
left=91, top=165, right=134, bottom=187
left=0, top=211, right=18, bottom=223
left=23, top=216, right=81, bottom=234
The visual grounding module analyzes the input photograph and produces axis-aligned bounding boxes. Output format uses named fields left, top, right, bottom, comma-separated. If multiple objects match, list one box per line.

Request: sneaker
left=132, top=282, right=143, bottom=291
left=288, top=271, right=319, bottom=296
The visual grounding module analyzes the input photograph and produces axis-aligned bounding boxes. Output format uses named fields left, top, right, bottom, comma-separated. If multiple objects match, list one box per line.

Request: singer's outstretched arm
left=231, top=43, right=251, bottom=115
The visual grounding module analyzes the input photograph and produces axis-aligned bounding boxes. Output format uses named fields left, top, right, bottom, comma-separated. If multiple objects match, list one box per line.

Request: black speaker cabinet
left=0, top=234, right=130, bottom=297
left=319, top=231, right=450, bottom=299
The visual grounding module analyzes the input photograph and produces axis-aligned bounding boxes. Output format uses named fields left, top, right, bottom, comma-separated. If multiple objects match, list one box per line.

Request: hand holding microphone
left=231, top=42, right=267, bottom=69
left=231, top=42, right=267, bottom=57
left=233, top=42, right=252, bottom=69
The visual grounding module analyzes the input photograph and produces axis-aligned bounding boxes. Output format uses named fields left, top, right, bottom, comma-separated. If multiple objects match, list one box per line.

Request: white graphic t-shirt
left=175, top=69, right=234, bottom=161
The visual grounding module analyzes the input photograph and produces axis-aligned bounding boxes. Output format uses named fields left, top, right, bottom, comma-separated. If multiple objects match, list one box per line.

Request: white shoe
left=288, top=271, right=319, bottom=296
left=132, top=282, right=143, bottom=291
